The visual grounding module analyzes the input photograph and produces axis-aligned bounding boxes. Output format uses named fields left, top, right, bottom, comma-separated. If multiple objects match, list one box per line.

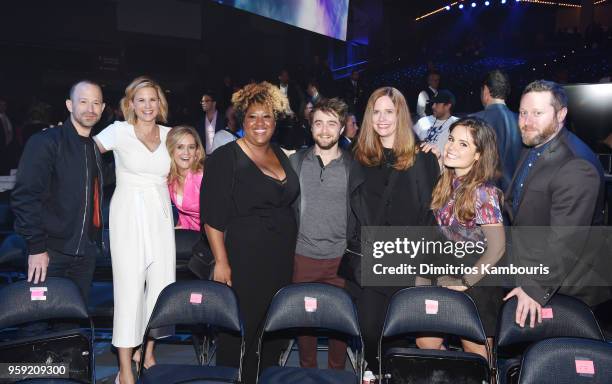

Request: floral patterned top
left=434, top=177, right=503, bottom=244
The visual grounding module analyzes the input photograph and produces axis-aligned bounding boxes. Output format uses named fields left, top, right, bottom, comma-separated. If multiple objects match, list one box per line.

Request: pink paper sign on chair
left=425, top=299, right=439, bottom=315
left=190, top=293, right=203, bottom=304
left=575, top=359, right=595, bottom=375
left=30, top=287, right=47, bottom=301
left=541, top=307, right=554, bottom=319
left=304, top=297, right=317, bottom=313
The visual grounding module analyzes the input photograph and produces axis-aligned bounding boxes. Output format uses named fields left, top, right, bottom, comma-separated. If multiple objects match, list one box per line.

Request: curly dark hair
left=231, top=81, right=291, bottom=123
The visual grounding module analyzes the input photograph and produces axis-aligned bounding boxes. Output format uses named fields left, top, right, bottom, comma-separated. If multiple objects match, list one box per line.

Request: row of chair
left=0, top=278, right=610, bottom=383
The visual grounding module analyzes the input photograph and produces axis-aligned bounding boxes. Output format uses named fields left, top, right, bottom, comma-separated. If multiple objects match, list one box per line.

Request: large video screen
left=218, top=0, right=349, bottom=41
left=564, top=83, right=612, bottom=152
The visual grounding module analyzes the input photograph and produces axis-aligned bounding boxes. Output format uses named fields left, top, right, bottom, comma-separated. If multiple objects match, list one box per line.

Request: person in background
left=418, top=117, right=506, bottom=362
left=339, top=113, right=359, bottom=151
left=343, top=70, right=365, bottom=116
left=276, top=68, right=304, bottom=116
left=416, top=70, right=441, bottom=118
left=95, top=76, right=176, bottom=384
left=167, top=125, right=205, bottom=230
left=288, top=100, right=315, bottom=150
left=413, top=90, right=459, bottom=156
left=212, top=105, right=241, bottom=152
left=472, top=70, right=523, bottom=192
left=196, top=90, right=226, bottom=155
left=306, top=78, right=323, bottom=105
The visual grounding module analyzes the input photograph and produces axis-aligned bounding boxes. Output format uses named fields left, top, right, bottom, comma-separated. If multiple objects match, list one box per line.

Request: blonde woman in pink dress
left=166, top=125, right=205, bottom=231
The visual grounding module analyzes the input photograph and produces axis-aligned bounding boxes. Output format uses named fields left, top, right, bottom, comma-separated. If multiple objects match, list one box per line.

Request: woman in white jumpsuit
left=95, top=76, right=175, bottom=384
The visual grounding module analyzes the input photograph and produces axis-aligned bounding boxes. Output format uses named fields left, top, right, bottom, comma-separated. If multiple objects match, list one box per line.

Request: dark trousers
left=20, top=242, right=98, bottom=334
left=357, top=286, right=400, bottom=371
left=292, top=254, right=347, bottom=370
left=46, top=242, right=98, bottom=305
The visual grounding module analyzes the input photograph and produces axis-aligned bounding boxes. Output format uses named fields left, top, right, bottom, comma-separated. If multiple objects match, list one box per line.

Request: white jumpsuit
left=96, top=121, right=176, bottom=348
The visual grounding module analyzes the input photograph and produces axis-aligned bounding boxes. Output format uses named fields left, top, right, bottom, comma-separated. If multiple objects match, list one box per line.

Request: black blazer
left=505, top=128, right=607, bottom=306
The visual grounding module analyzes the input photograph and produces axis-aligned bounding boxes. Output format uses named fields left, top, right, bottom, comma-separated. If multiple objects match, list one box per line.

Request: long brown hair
left=431, top=117, right=501, bottom=223
left=166, top=125, right=204, bottom=186
left=354, top=87, right=417, bottom=170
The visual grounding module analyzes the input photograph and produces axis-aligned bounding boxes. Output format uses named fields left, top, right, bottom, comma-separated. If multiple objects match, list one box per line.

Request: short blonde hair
left=120, top=76, right=169, bottom=125
left=354, top=87, right=417, bottom=170
left=166, top=125, right=204, bottom=186
left=231, top=81, right=290, bottom=123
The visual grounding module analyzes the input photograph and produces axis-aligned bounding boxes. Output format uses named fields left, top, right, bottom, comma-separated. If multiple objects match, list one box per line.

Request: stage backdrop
left=218, top=0, right=349, bottom=41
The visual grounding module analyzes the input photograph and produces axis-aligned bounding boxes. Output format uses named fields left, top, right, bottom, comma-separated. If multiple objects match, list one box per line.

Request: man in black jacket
left=504, top=80, right=607, bottom=327
left=11, top=80, right=106, bottom=302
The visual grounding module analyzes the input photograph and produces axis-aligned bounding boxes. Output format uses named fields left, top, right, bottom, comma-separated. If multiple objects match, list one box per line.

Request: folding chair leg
left=278, top=339, right=295, bottom=366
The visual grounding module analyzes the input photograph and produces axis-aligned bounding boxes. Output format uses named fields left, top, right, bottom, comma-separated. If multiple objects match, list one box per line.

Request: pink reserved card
left=30, top=287, right=47, bottom=301
left=575, top=359, right=595, bottom=375
left=190, top=293, right=203, bottom=304
left=425, top=299, right=439, bottom=315
left=541, top=307, right=554, bottom=319
left=304, top=297, right=317, bottom=312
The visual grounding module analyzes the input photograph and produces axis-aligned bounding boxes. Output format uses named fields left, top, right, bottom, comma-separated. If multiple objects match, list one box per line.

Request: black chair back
left=496, top=294, right=604, bottom=351
left=519, top=337, right=612, bottom=384
left=141, top=280, right=244, bottom=382
left=262, top=283, right=360, bottom=337
left=0, top=278, right=94, bottom=383
left=0, top=277, right=89, bottom=329
left=495, top=294, right=604, bottom=384
left=257, top=283, right=363, bottom=380
left=146, top=280, right=242, bottom=332
left=382, top=286, right=487, bottom=342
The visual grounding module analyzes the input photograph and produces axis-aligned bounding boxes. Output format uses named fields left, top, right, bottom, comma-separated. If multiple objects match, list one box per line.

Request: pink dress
left=169, top=170, right=203, bottom=231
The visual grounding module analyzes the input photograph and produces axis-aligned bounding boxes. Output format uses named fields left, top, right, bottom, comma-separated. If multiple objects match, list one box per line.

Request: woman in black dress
left=200, top=82, right=299, bottom=382
left=348, top=87, right=440, bottom=369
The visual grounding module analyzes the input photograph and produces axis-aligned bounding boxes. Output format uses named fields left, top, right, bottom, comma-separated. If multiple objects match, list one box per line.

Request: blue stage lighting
left=446, top=5, right=451, bottom=10
left=501, top=0, right=507, bottom=3
left=471, top=2, right=477, bottom=7
left=459, top=3, right=464, bottom=9
left=485, top=1, right=490, bottom=5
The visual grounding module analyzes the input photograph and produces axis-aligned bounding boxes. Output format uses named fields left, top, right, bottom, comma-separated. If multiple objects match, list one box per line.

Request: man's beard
left=521, top=120, right=557, bottom=147
left=315, top=136, right=339, bottom=150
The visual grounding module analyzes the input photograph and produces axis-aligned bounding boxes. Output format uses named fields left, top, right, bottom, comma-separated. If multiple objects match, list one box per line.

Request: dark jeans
left=46, top=242, right=99, bottom=305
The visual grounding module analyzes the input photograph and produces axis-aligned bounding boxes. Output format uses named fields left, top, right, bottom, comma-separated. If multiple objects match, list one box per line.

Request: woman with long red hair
left=347, top=86, right=440, bottom=368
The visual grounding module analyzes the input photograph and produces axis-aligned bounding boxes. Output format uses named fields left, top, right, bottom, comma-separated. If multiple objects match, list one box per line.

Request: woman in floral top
left=417, top=117, right=505, bottom=362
